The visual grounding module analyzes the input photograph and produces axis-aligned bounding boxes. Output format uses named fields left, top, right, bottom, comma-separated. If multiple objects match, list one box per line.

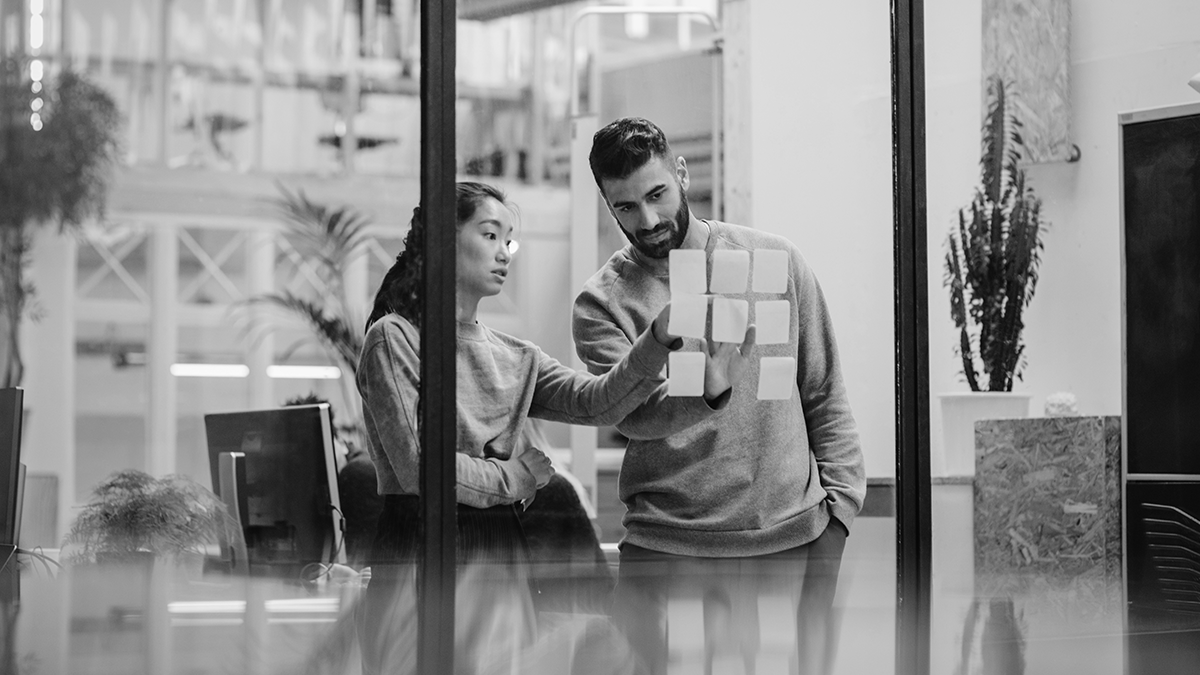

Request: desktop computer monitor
left=0, top=388, right=25, bottom=551
left=204, top=404, right=345, bottom=577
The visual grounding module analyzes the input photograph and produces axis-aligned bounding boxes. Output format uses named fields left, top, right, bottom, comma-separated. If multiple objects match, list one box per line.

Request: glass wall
left=4, top=1, right=902, bottom=674
left=925, top=1, right=1200, bottom=673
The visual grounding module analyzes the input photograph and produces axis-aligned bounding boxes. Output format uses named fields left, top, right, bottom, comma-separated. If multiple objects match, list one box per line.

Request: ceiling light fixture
left=170, top=363, right=250, bottom=378
left=266, top=365, right=342, bottom=380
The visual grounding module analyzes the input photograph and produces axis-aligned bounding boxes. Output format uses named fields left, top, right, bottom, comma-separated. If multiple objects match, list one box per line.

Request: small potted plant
left=939, top=75, right=1048, bottom=476
left=62, top=469, right=239, bottom=567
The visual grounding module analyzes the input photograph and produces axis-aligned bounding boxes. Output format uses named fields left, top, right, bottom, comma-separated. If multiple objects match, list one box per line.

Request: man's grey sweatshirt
left=572, top=220, right=866, bottom=557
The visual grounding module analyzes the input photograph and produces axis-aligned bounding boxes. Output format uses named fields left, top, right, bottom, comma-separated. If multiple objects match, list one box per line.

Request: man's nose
left=636, top=205, right=659, bottom=230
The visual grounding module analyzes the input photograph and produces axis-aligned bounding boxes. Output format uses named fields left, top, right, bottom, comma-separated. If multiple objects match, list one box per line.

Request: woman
left=355, top=181, right=752, bottom=674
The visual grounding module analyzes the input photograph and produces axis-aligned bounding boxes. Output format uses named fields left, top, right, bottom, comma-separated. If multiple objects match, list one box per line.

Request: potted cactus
left=938, top=76, right=1048, bottom=476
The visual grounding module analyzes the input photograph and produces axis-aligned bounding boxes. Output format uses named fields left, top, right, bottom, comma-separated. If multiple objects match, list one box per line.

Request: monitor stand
left=217, top=452, right=250, bottom=576
left=0, top=544, right=17, bottom=605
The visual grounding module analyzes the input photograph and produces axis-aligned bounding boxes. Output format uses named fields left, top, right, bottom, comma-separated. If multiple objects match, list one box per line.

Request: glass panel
left=926, top=1, right=1200, bottom=673
left=6, top=2, right=898, bottom=674
left=421, top=2, right=892, bottom=674
left=5, top=0, right=415, bottom=671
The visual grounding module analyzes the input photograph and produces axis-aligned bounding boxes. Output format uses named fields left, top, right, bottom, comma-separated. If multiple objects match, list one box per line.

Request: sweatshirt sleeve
left=571, top=290, right=727, bottom=440
left=529, top=324, right=673, bottom=426
left=792, top=254, right=867, bottom=531
left=358, top=323, right=537, bottom=508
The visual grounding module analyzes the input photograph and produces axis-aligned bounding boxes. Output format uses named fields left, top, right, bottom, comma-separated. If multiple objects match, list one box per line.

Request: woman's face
left=455, top=197, right=516, bottom=302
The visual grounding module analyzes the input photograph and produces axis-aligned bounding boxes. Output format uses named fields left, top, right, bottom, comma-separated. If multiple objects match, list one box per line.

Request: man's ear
left=676, top=156, right=691, bottom=192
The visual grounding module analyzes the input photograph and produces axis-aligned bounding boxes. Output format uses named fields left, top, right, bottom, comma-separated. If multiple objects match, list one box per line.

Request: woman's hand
left=516, top=447, right=555, bottom=490
left=700, top=324, right=756, bottom=400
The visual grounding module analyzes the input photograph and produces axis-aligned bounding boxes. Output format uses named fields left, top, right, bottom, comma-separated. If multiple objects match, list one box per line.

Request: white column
left=19, top=225, right=76, bottom=675
left=568, top=115, right=600, bottom=503
left=344, top=246, right=369, bottom=336
left=339, top=244, right=369, bottom=421
left=721, top=0, right=753, bottom=226
left=22, top=225, right=76, bottom=549
left=528, top=12, right=546, bottom=185
left=245, top=229, right=274, bottom=409
left=147, top=225, right=177, bottom=476
left=156, top=0, right=172, bottom=164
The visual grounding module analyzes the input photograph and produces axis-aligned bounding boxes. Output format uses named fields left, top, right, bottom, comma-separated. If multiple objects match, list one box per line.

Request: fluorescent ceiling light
left=168, top=601, right=247, bottom=615
left=266, top=365, right=342, bottom=380
left=170, top=363, right=249, bottom=378
left=29, top=15, right=43, bottom=50
left=265, top=598, right=341, bottom=613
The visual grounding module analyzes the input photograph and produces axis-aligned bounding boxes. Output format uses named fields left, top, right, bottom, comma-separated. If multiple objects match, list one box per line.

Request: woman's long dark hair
left=365, top=181, right=509, bottom=332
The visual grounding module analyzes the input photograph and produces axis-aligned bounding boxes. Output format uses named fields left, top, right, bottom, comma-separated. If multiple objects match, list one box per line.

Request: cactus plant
left=945, top=76, right=1048, bottom=392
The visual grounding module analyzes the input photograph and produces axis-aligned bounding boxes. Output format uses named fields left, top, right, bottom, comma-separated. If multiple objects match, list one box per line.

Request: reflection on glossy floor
left=3, top=517, right=1196, bottom=675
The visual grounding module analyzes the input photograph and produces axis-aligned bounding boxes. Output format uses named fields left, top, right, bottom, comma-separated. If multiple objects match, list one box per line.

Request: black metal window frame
left=416, top=1, right=932, bottom=673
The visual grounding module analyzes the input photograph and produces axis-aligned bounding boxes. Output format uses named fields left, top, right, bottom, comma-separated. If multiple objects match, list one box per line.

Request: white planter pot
left=936, top=392, right=1032, bottom=477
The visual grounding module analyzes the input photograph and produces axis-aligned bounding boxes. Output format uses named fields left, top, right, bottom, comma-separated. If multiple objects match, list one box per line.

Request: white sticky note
left=668, top=351, right=705, bottom=396
left=755, top=300, right=791, bottom=345
left=669, top=249, right=707, bottom=296
left=668, top=294, right=708, bottom=339
left=753, top=249, right=789, bottom=293
left=710, top=250, right=750, bottom=294
left=711, top=297, right=749, bottom=343
left=757, top=357, right=796, bottom=400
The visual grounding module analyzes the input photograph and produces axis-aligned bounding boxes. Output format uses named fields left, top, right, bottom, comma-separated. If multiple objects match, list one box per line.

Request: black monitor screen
left=204, top=404, right=344, bottom=573
left=0, top=388, right=22, bottom=548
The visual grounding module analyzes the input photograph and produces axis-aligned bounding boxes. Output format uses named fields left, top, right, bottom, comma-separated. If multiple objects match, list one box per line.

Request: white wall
left=740, top=0, right=1200, bottom=476
left=925, top=0, right=1200, bottom=465
left=747, top=1, right=896, bottom=478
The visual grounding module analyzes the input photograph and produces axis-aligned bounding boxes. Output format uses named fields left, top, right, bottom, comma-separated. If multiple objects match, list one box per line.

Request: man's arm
left=572, top=292, right=727, bottom=440
left=792, top=254, right=867, bottom=532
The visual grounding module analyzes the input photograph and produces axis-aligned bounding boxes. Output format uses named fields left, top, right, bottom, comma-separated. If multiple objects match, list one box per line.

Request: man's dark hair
left=588, top=117, right=674, bottom=190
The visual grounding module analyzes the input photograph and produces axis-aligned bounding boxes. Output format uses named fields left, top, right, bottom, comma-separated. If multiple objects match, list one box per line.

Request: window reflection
left=4, top=1, right=901, bottom=675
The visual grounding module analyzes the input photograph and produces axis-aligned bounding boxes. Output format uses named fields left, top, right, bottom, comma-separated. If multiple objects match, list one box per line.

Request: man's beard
left=622, top=192, right=690, bottom=259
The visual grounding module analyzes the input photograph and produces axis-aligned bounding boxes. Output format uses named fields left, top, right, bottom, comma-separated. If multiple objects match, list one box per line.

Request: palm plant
left=0, top=59, right=122, bottom=388
left=241, top=185, right=372, bottom=429
left=944, top=76, right=1048, bottom=392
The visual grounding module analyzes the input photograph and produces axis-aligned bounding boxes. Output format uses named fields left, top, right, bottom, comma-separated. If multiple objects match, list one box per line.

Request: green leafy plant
left=944, top=76, right=1049, bottom=392
left=62, top=470, right=239, bottom=564
left=0, top=58, right=122, bottom=388
left=240, top=185, right=371, bottom=430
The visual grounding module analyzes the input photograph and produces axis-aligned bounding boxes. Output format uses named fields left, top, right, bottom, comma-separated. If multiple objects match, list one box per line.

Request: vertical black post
left=418, top=1, right=457, bottom=674
left=892, top=1, right=931, bottom=675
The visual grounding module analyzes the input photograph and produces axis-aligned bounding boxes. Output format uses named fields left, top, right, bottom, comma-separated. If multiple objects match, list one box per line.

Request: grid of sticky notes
left=666, top=249, right=796, bottom=400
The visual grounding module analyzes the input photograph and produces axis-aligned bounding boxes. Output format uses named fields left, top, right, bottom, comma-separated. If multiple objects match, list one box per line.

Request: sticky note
left=668, top=294, right=708, bottom=339
left=669, top=249, right=707, bottom=296
left=711, top=297, right=749, bottom=343
left=668, top=352, right=705, bottom=396
left=710, top=250, right=750, bottom=294
left=755, top=300, right=791, bottom=345
left=753, top=249, right=789, bottom=293
left=757, top=357, right=796, bottom=400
